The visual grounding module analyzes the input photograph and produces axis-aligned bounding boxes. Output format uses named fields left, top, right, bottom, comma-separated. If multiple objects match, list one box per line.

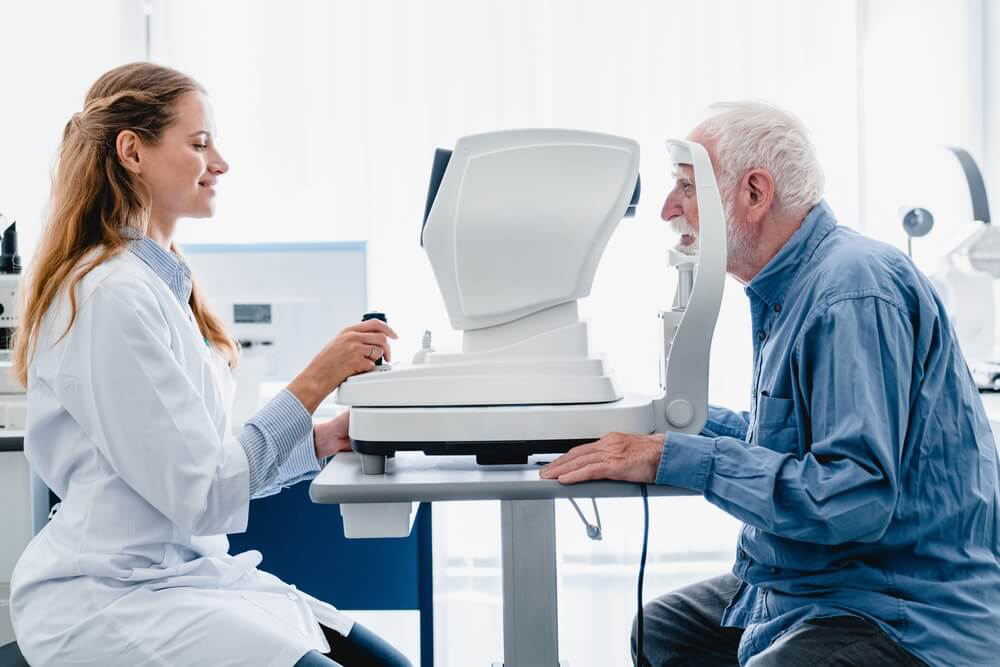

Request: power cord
left=567, top=488, right=649, bottom=666
left=636, top=483, right=650, bottom=667
left=568, top=497, right=602, bottom=540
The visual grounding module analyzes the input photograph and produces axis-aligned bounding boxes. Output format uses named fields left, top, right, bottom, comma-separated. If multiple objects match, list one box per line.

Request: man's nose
left=661, top=194, right=682, bottom=222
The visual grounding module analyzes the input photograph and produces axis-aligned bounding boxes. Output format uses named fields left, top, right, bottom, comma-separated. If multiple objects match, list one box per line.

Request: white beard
left=722, top=193, right=760, bottom=273
left=670, top=197, right=759, bottom=270
left=670, top=216, right=700, bottom=256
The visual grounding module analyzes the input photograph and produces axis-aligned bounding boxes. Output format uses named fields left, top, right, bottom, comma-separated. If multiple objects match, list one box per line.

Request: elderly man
left=541, top=102, right=1000, bottom=666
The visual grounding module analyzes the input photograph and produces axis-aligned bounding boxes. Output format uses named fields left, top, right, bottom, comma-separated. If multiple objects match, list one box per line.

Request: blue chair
left=0, top=641, right=28, bottom=667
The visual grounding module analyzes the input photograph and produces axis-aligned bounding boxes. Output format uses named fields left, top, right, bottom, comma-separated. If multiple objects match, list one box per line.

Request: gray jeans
left=631, top=574, right=927, bottom=667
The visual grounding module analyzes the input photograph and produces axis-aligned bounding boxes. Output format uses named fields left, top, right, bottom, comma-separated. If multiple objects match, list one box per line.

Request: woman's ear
left=116, top=130, right=143, bottom=175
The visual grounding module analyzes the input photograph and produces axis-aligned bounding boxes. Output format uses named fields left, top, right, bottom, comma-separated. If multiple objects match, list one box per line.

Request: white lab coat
left=10, top=251, right=352, bottom=667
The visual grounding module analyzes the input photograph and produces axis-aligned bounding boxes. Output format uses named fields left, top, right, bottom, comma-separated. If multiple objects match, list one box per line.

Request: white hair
left=695, top=101, right=825, bottom=213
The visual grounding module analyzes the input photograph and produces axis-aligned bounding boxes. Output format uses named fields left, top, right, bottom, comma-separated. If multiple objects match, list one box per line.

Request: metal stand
left=311, top=452, right=695, bottom=666
left=496, top=499, right=561, bottom=667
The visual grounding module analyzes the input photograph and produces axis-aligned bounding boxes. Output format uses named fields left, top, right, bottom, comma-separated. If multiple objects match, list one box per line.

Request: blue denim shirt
left=657, top=201, right=1000, bottom=666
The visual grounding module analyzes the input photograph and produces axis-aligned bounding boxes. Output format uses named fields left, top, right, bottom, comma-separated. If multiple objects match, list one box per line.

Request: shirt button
left=286, top=591, right=299, bottom=601
left=758, top=330, right=767, bottom=342
left=773, top=304, right=782, bottom=314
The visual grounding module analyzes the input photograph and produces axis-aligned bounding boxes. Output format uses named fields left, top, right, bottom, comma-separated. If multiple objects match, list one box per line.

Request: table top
left=309, top=451, right=696, bottom=504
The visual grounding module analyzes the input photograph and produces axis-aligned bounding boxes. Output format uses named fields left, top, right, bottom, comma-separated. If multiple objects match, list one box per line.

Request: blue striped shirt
left=127, top=234, right=323, bottom=498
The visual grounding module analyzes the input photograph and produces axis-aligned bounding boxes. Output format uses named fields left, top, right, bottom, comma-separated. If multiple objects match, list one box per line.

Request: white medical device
left=336, top=130, right=727, bottom=474
left=910, top=148, right=1000, bottom=390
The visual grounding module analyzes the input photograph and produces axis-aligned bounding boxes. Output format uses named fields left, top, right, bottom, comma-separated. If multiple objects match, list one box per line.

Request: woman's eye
left=193, top=143, right=207, bottom=151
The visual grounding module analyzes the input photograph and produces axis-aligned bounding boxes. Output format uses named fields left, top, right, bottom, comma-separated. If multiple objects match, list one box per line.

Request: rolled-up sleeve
left=656, top=296, right=913, bottom=545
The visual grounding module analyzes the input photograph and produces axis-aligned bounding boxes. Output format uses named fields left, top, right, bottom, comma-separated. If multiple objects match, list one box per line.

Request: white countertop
left=311, top=451, right=698, bottom=504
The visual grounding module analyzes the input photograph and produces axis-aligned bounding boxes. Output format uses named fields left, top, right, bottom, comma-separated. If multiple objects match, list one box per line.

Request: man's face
left=661, top=164, right=700, bottom=256
left=660, top=152, right=762, bottom=274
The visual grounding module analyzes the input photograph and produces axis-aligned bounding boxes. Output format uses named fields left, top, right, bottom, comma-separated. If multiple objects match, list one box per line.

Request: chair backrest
left=0, top=641, right=29, bottom=667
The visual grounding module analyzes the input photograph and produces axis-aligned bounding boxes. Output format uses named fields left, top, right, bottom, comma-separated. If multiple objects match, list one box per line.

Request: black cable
left=636, top=483, right=650, bottom=667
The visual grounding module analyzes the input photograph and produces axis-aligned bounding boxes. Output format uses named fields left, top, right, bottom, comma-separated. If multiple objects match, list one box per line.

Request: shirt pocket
left=753, top=394, right=801, bottom=455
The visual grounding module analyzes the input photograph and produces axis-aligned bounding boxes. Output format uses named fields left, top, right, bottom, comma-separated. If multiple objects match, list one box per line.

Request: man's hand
left=539, top=432, right=665, bottom=484
left=314, top=410, right=353, bottom=459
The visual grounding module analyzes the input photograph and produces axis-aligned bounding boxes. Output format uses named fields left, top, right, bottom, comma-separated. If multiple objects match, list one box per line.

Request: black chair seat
left=0, top=641, right=28, bottom=667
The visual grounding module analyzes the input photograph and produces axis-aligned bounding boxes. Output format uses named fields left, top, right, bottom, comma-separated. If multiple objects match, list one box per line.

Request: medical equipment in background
left=0, top=216, right=24, bottom=415
left=181, top=242, right=368, bottom=423
left=899, top=207, right=934, bottom=258
left=0, top=212, right=31, bottom=647
left=336, top=129, right=728, bottom=474
left=902, top=147, right=1000, bottom=391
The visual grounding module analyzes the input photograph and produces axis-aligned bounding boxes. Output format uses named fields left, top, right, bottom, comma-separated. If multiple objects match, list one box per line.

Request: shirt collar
left=744, top=200, right=838, bottom=308
left=124, top=230, right=193, bottom=306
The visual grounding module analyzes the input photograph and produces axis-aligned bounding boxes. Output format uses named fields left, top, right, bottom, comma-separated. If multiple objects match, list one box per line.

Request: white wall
left=0, top=0, right=146, bottom=259
left=858, top=0, right=988, bottom=268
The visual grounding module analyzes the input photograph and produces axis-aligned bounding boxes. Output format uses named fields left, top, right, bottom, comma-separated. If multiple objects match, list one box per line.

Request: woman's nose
left=211, top=155, right=229, bottom=175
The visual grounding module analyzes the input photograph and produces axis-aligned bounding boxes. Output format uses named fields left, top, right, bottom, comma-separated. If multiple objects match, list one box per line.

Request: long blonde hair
left=13, top=62, right=238, bottom=387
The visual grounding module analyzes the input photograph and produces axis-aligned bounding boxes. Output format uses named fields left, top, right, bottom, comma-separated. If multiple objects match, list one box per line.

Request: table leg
left=497, top=498, right=561, bottom=667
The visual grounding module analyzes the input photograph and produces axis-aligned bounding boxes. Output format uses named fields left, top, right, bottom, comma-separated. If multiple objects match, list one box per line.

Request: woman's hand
left=314, top=410, right=353, bottom=459
left=288, top=319, right=398, bottom=413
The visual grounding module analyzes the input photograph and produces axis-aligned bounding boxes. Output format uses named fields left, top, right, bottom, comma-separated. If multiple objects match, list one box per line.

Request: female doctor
left=9, top=63, right=409, bottom=667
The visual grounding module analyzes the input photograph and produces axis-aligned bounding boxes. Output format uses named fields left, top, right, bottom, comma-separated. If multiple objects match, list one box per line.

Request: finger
left=539, top=440, right=603, bottom=477
left=542, top=449, right=597, bottom=477
left=544, top=451, right=608, bottom=479
left=345, top=319, right=398, bottom=339
left=348, top=351, right=377, bottom=374
left=352, top=340, right=383, bottom=364
left=559, top=462, right=613, bottom=485
left=355, top=333, right=392, bottom=362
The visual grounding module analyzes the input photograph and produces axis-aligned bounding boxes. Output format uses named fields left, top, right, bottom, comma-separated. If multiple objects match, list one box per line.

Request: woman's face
left=139, top=91, right=229, bottom=221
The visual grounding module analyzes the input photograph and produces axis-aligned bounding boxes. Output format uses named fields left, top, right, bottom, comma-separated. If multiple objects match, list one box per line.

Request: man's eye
left=193, top=143, right=207, bottom=151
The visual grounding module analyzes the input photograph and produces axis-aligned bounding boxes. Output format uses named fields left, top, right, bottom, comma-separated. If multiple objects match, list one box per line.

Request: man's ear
left=116, top=130, right=143, bottom=175
left=744, top=169, right=775, bottom=223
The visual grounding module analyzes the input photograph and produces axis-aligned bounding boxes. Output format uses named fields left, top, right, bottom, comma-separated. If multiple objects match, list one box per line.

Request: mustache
left=670, top=216, right=697, bottom=237
left=670, top=216, right=699, bottom=256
